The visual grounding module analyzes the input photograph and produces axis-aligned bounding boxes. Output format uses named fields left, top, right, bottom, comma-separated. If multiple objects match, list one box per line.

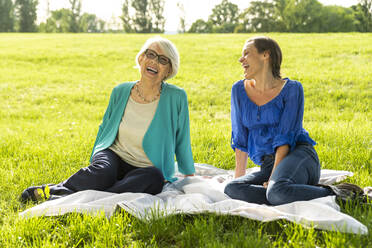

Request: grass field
left=0, top=33, right=371, bottom=247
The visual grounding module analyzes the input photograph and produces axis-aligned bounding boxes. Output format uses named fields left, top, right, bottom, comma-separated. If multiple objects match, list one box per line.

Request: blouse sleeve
left=230, top=83, right=249, bottom=153
left=175, top=90, right=195, bottom=175
left=272, top=82, right=304, bottom=151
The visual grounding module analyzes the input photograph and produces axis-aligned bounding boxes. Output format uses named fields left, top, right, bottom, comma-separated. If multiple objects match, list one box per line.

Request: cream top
left=109, top=96, right=159, bottom=167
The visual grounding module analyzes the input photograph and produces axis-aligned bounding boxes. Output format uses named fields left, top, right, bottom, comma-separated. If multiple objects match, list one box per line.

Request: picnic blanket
left=19, top=164, right=369, bottom=235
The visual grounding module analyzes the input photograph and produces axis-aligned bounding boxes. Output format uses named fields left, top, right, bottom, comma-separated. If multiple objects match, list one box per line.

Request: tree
left=352, top=0, right=372, bottom=32
left=120, top=0, right=166, bottom=33
left=278, top=0, right=323, bottom=32
left=15, top=0, right=38, bottom=32
left=208, top=0, right=239, bottom=32
left=44, top=9, right=71, bottom=32
left=177, top=1, right=186, bottom=33
left=80, top=13, right=104, bottom=33
left=272, top=0, right=290, bottom=31
left=97, top=20, right=106, bottom=32
left=188, top=19, right=212, bottom=33
left=121, top=0, right=134, bottom=33
left=69, top=0, right=81, bottom=32
left=319, top=5, right=356, bottom=32
left=150, top=0, right=165, bottom=32
left=39, top=0, right=104, bottom=33
left=39, top=9, right=104, bottom=33
left=0, top=0, right=14, bottom=32
left=239, top=1, right=279, bottom=32
left=131, top=0, right=152, bottom=32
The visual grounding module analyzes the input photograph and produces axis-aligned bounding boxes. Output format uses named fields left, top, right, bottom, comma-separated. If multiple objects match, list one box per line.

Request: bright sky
left=37, top=0, right=359, bottom=32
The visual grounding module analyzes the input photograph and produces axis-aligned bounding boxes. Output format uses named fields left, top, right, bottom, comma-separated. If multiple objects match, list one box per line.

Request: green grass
left=0, top=33, right=371, bottom=247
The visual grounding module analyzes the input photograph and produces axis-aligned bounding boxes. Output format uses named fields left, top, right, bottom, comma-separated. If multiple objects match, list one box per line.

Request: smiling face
left=239, top=41, right=266, bottom=80
left=138, top=43, right=172, bottom=84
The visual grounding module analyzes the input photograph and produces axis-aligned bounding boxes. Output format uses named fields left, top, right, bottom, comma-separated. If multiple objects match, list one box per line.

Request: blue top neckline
left=240, top=77, right=290, bottom=108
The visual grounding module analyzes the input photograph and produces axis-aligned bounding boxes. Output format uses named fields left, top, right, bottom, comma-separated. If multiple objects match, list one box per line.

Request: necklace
left=134, top=82, right=162, bottom=103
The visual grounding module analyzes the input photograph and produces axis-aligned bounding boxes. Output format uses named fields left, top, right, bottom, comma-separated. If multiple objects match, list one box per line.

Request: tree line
left=1, top=0, right=371, bottom=33
left=189, top=0, right=372, bottom=33
left=0, top=0, right=105, bottom=32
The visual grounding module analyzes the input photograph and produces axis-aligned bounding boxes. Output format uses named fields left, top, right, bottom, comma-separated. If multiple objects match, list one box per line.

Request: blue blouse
left=230, top=78, right=316, bottom=165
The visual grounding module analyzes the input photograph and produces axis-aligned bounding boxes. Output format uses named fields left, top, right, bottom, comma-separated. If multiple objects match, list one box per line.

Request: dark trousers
left=49, top=149, right=164, bottom=196
left=224, top=143, right=333, bottom=205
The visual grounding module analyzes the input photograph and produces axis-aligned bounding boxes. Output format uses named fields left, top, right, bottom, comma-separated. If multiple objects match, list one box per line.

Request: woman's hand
left=263, top=182, right=269, bottom=188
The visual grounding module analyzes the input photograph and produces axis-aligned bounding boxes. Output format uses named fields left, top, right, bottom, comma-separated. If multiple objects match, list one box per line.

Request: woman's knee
left=139, top=167, right=164, bottom=194
left=266, top=181, right=289, bottom=205
left=88, top=160, right=117, bottom=179
left=145, top=167, right=164, bottom=181
left=224, top=182, right=244, bottom=199
left=224, top=182, right=235, bottom=196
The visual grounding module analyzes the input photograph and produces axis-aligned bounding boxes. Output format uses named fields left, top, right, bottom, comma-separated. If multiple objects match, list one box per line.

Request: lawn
left=0, top=33, right=371, bottom=247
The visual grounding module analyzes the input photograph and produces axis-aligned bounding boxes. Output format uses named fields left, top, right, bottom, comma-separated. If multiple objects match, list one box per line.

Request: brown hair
left=248, top=37, right=282, bottom=79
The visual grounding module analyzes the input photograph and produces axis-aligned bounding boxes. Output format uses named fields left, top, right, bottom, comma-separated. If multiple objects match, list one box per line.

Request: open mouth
left=147, top=66, right=158, bottom=74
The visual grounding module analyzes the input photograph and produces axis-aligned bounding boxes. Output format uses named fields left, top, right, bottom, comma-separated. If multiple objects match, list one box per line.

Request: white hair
left=135, top=36, right=180, bottom=81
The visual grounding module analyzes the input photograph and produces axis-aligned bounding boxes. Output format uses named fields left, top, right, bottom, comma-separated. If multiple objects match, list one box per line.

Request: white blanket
left=20, top=164, right=368, bottom=235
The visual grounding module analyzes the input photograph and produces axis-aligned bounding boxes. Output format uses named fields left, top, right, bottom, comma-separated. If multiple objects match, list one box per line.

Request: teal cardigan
left=90, top=82, right=195, bottom=182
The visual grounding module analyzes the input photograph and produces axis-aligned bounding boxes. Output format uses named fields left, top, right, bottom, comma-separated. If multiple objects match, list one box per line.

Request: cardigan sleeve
left=175, top=90, right=195, bottom=175
left=89, top=87, right=116, bottom=161
left=230, top=82, right=249, bottom=153
left=272, top=82, right=304, bottom=151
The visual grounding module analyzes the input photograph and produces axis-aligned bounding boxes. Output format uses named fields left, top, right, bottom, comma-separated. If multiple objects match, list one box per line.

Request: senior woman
left=224, top=36, right=364, bottom=205
left=21, top=36, right=195, bottom=202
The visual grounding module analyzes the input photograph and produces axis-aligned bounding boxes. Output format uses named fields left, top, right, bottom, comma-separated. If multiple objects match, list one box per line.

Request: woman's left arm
left=264, top=83, right=305, bottom=188
left=175, top=90, right=195, bottom=176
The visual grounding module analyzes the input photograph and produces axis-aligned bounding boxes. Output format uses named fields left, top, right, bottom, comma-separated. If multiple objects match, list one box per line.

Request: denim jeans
left=49, top=148, right=164, bottom=196
left=224, top=143, right=333, bottom=205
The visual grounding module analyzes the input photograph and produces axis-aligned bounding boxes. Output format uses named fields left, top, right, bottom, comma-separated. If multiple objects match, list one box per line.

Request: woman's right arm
left=230, top=82, right=249, bottom=178
left=89, top=88, right=116, bottom=161
left=235, top=148, right=248, bottom=178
